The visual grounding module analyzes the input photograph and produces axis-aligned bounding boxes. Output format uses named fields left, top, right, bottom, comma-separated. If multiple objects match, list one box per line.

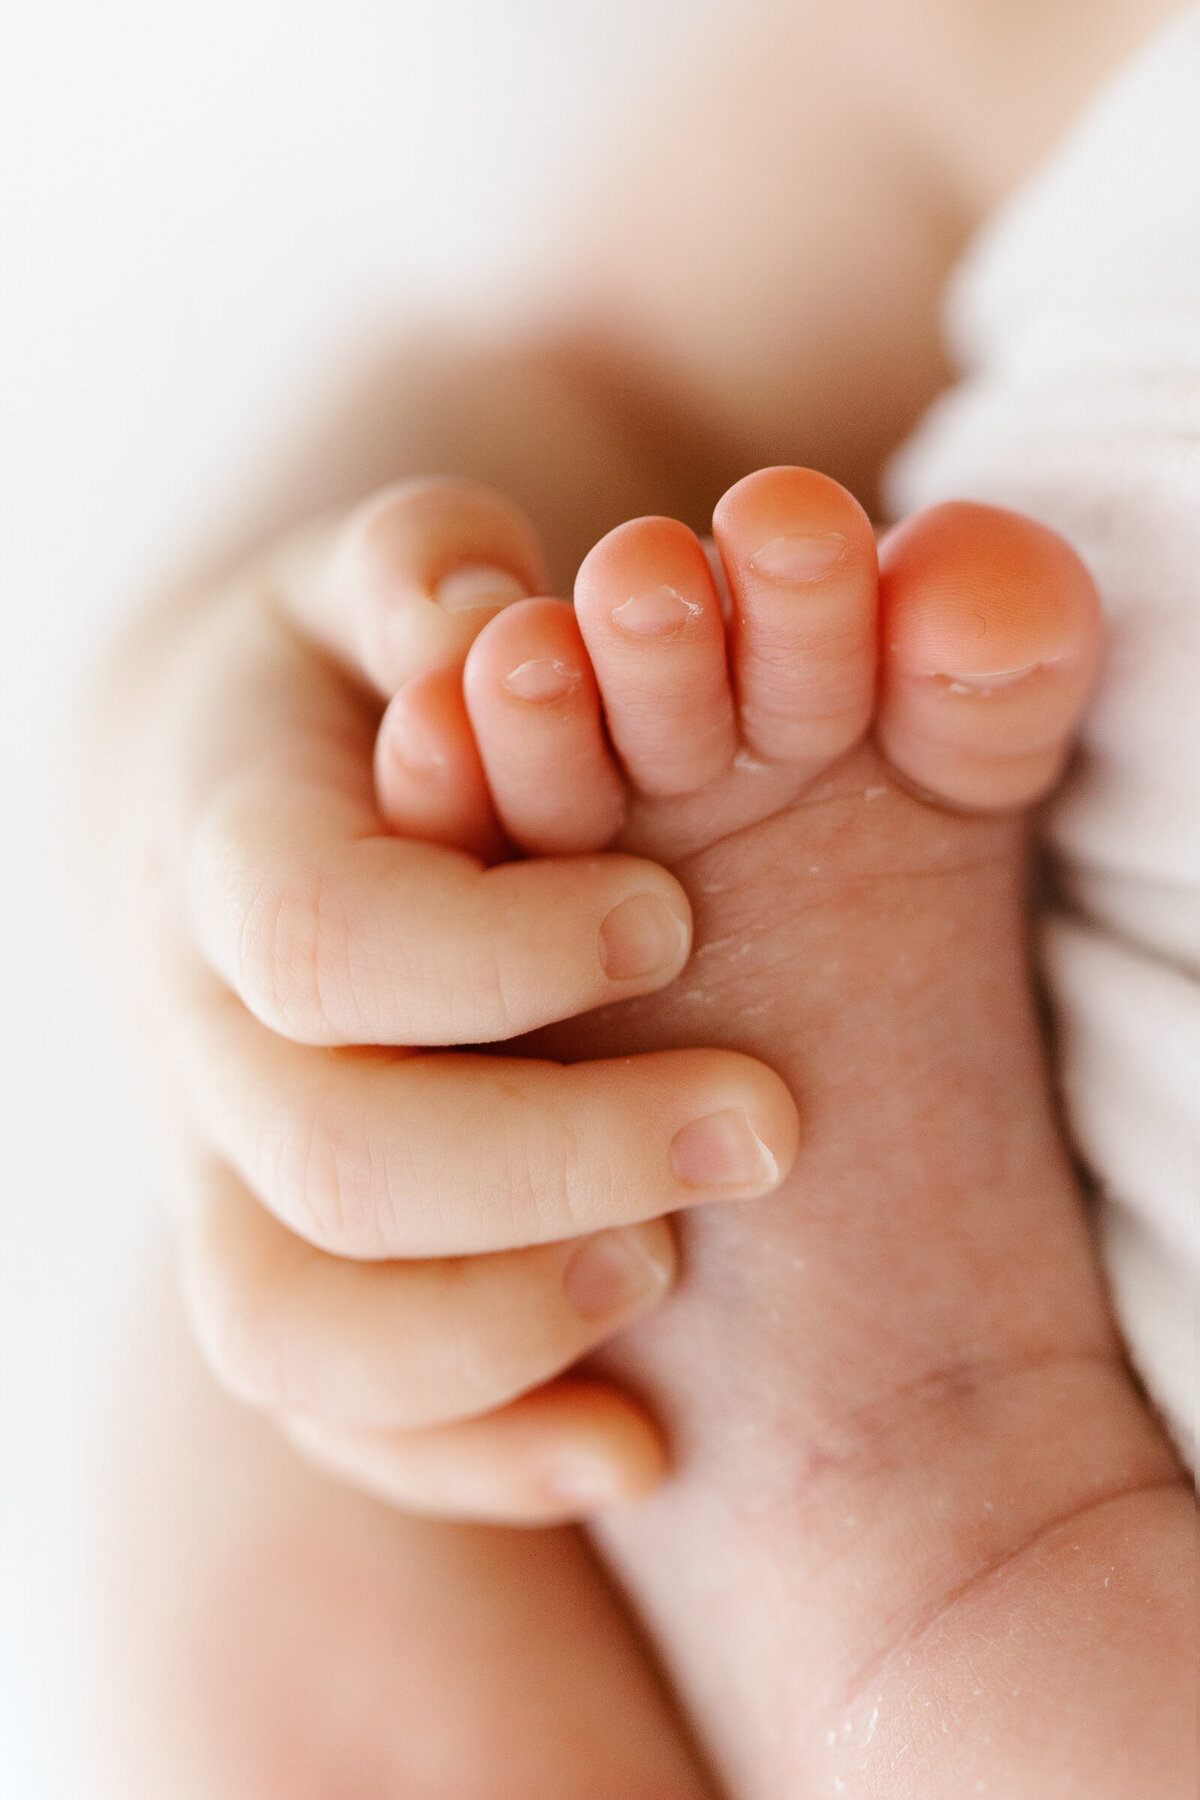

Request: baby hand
left=82, top=477, right=798, bottom=1521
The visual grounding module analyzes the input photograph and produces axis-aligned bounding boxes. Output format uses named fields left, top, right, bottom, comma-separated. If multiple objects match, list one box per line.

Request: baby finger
left=280, top=1378, right=668, bottom=1525
left=178, top=1156, right=677, bottom=1432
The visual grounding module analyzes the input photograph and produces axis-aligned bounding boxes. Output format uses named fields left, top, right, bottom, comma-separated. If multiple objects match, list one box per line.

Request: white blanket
left=888, top=4, right=1200, bottom=1473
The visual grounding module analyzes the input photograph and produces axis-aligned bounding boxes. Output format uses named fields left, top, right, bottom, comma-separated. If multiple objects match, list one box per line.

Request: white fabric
left=889, top=4, right=1200, bottom=1472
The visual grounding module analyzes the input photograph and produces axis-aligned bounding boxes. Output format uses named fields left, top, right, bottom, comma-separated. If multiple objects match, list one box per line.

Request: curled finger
left=179, top=970, right=799, bottom=1258
left=277, top=477, right=551, bottom=694
left=280, top=1379, right=668, bottom=1525
left=178, top=1156, right=677, bottom=1431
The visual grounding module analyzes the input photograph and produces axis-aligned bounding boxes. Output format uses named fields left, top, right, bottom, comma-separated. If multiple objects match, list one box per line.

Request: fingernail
left=543, top=1456, right=623, bottom=1507
left=502, top=658, right=581, bottom=703
left=612, top=585, right=701, bottom=638
left=749, top=533, right=847, bottom=583
left=434, top=565, right=529, bottom=611
left=599, top=893, right=689, bottom=981
left=563, top=1226, right=673, bottom=1322
left=670, top=1108, right=779, bottom=1192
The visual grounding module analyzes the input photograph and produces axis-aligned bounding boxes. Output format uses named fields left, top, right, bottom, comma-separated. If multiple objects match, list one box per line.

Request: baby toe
left=464, top=598, right=627, bottom=854
left=574, top=516, right=738, bottom=799
left=877, top=502, right=1103, bottom=811
left=711, top=467, right=878, bottom=772
left=375, top=669, right=505, bottom=862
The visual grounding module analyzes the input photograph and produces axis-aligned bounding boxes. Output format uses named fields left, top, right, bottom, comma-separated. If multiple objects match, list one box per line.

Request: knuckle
left=523, top=1100, right=598, bottom=1239
left=261, top=1090, right=379, bottom=1256
left=444, top=1263, right=565, bottom=1415
left=192, top=782, right=361, bottom=1046
left=447, top=1307, right=522, bottom=1414
left=451, top=1336, right=529, bottom=1416
left=473, top=946, right=520, bottom=1041
left=182, top=1219, right=289, bottom=1411
left=235, top=857, right=357, bottom=1046
left=419, top=890, right=517, bottom=1042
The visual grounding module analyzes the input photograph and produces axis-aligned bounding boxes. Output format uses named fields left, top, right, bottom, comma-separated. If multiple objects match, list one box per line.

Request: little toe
left=464, top=598, right=627, bottom=854
left=877, top=502, right=1103, bottom=811
left=574, top=517, right=737, bottom=798
left=375, top=668, right=505, bottom=862
left=711, top=467, right=878, bottom=771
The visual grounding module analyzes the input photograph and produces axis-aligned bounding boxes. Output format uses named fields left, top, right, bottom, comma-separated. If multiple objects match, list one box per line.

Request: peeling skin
left=696, top=935, right=739, bottom=958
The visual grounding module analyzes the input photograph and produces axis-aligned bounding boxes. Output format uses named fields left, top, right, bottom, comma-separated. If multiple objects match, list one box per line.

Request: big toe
left=877, top=502, right=1103, bottom=811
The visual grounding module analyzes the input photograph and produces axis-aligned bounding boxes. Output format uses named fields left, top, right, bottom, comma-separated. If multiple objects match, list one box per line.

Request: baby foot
left=450, top=470, right=1190, bottom=1798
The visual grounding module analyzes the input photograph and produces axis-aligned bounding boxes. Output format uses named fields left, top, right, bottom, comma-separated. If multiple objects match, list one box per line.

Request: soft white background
left=0, top=3, right=725, bottom=1789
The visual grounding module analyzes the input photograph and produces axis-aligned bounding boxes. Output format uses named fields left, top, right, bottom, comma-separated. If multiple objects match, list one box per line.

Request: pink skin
left=463, top=597, right=626, bottom=855
left=366, top=464, right=1109, bottom=1363
left=366, top=474, right=1107, bottom=1539
left=422, top=472, right=1103, bottom=863
left=570, top=516, right=740, bottom=800
left=878, top=501, right=1104, bottom=807
left=375, top=667, right=504, bottom=862
left=373, top=472, right=1194, bottom=1798
left=166, top=472, right=800, bottom=1531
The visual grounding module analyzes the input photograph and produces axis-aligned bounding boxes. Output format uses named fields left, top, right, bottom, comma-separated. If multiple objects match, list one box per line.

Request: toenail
left=563, top=1226, right=673, bottom=1322
left=920, top=660, right=1054, bottom=696
left=669, top=1108, right=780, bottom=1192
left=434, top=565, right=529, bottom=611
left=598, top=893, right=690, bottom=981
left=611, top=585, right=701, bottom=637
left=749, top=533, right=847, bottom=583
left=502, top=658, right=582, bottom=702
left=384, top=696, right=448, bottom=774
